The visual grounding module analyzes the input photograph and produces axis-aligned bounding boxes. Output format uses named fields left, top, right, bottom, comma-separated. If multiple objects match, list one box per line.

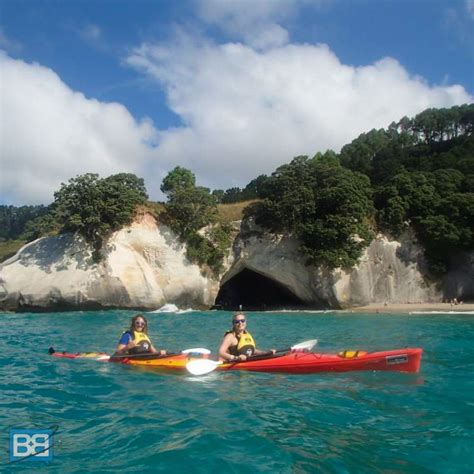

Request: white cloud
left=196, top=0, right=312, bottom=49
left=1, top=29, right=472, bottom=205
left=126, top=36, right=472, bottom=191
left=0, top=52, right=157, bottom=205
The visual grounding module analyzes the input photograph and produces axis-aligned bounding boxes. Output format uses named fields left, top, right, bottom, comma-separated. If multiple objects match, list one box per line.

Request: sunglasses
left=233, top=319, right=246, bottom=324
left=134, top=321, right=145, bottom=326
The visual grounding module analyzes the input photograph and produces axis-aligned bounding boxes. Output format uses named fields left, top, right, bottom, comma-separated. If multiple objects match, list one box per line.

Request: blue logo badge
left=10, top=429, right=54, bottom=462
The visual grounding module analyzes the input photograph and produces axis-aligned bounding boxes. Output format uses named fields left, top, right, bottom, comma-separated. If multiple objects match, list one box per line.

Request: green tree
left=243, top=174, right=271, bottom=199
left=54, top=173, right=148, bottom=261
left=160, top=166, right=196, bottom=195
left=166, top=186, right=218, bottom=237
left=340, top=129, right=392, bottom=176
left=254, top=156, right=374, bottom=269
left=222, top=187, right=243, bottom=204
left=161, top=167, right=227, bottom=275
left=212, top=189, right=225, bottom=203
left=0, top=205, right=50, bottom=240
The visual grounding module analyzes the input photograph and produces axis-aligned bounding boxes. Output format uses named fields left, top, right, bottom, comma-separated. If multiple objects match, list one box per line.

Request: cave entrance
left=214, top=268, right=307, bottom=311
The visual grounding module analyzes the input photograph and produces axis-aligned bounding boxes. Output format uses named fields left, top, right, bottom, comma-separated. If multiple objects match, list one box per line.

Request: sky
left=1, top=0, right=473, bottom=205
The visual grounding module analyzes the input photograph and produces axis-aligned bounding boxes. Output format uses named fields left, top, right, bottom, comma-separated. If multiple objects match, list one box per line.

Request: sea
left=1, top=310, right=473, bottom=473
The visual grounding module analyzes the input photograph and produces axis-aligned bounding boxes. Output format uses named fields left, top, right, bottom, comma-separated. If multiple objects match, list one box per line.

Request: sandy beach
left=343, top=302, right=474, bottom=314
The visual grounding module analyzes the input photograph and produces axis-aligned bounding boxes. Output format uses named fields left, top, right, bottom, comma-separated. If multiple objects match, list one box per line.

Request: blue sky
left=1, top=0, right=473, bottom=205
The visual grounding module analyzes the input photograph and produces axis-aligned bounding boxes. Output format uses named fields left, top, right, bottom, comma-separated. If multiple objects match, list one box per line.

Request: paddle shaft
left=48, top=347, right=206, bottom=360
left=110, top=352, right=180, bottom=360
left=228, top=349, right=285, bottom=364
left=227, top=341, right=316, bottom=364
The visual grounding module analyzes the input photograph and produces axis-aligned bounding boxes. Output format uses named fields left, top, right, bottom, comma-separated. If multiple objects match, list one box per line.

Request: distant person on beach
left=218, top=313, right=275, bottom=362
left=115, top=314, right=166, bottom=356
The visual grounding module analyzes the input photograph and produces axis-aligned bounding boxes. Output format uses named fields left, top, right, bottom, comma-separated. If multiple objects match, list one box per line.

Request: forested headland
left=1, top=104, right=473, bottom=276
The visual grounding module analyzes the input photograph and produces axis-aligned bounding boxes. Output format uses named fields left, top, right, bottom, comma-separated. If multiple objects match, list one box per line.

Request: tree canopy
left=160, top=166, right=196, bottom=195
left=161, top=167, right=230, bottom=275
left=252, top=154, right=374, bottom=268
left=341, top=104, right=474, bottom=273
left=53, top=173, right=148, bottom=260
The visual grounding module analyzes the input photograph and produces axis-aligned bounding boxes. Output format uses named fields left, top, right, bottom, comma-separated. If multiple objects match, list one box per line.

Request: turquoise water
left=1, top=310, right=473, bottom=473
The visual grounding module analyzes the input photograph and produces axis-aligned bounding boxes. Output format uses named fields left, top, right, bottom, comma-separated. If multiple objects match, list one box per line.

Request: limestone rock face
left=0, top=215, right=219, bottom=311
left=223, top=223, right=465, bottom=308
left=1, top=214, right=471, bottom=312
left=333, top=234, right=439, bottom=306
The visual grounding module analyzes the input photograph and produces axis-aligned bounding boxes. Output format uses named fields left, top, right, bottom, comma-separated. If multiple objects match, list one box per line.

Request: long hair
left=129, top=314, right=149, bottom=335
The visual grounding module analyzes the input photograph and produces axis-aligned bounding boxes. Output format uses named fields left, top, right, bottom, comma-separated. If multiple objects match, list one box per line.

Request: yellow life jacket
left=226, top=330, right=256, bottom=357
left=127, top=330, right=153, bottom=354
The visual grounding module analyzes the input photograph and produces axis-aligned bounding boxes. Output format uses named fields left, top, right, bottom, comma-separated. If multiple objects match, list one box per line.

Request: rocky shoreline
left=341, top=302, right=474, bottom=314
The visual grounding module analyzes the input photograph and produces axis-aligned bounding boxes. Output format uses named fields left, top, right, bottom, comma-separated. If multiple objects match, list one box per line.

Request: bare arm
left=219, top=334, right=242, bottom=361
left=115, top=339, right=137, bottom=354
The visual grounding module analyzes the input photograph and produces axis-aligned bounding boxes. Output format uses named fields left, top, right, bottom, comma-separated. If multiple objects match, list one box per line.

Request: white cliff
left=0, top=214, right=219, bottom=311
left=224, top=223, right=438, bottom=308
left=0, top=214, right=471, bottom=311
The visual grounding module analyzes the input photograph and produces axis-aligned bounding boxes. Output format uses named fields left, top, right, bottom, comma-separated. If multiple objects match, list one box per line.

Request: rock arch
left=213, top=268, right=308, bottom=311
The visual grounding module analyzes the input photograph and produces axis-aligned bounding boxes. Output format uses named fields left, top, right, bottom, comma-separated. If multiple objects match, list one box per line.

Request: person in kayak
left=115, top=314, right=166, bottom=356
left=218, top=313, right=275, bottom=362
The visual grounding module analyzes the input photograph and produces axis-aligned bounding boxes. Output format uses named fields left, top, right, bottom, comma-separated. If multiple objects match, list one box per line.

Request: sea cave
left=213, top=268, right=309, bottom=311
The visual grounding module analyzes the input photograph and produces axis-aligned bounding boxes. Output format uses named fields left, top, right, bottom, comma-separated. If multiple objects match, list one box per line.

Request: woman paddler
left=218, top=312, right=275, bottom=362
left=115, top=314, right=166, bottom=356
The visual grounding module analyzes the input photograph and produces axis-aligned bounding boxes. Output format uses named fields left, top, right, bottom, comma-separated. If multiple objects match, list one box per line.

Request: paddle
left=105, top=347, right=210, bottom=362
left=48, top=347, right=210, bottom=361
left=186, top=339, right=318, bottom=376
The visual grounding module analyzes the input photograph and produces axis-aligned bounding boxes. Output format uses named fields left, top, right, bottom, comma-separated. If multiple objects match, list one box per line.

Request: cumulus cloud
left=126, top=36, right=472, bottom=191
left=2, top=27, right=472, bottom=205
left=196, top=0, right=309, bottom=49
left=0, top=52, right=157, bottom=204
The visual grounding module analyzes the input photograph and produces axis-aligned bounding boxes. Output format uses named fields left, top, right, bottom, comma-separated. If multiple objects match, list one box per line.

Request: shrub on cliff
left=252, top=153, right=374, bottom=269
left=161, top=167, right=229, bottom=275
left=54, top=173, right=148, bottom=261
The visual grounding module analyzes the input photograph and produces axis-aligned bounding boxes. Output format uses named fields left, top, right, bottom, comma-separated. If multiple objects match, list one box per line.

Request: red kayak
left=185, top=347, right=424, bottom=375
left=49, top=346, right=422, bottom=375
left=215, top=348, right=423, bottom=374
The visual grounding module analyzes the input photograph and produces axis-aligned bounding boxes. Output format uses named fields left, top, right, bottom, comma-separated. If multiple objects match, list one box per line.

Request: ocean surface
left=1, top=310, right=473, bottom=473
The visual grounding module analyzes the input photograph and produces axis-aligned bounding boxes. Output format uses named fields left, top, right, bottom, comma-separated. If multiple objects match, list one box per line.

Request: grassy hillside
left=217, top=200, right=258, bottom=223
left=0, top=239, right=27, bottom=263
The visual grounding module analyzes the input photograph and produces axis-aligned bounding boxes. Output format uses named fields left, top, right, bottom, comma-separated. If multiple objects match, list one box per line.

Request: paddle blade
left=290, top=339, right=318, bottom=352
left=186, top=359, right=222, bottom=376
